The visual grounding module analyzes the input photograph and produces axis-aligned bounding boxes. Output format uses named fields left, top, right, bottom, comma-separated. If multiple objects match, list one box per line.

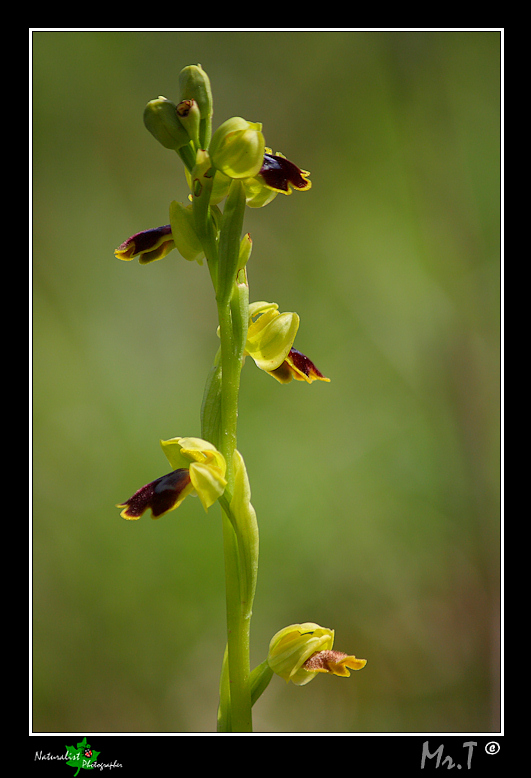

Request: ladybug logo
left=84, top=749, right=93, bottom=758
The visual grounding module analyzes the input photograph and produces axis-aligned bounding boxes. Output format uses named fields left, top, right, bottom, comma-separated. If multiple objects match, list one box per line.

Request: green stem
left=217, top=300, right=240, bottom=482
left=196, top=174, right=252, bottom=731
left=191, top=151, right=219, bottom=291
left=220, top=509, right=252, bottom=731
left=216, top=296, right=252, bottom=732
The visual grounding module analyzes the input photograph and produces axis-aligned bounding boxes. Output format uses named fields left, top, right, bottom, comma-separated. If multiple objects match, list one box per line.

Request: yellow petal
left=189, top=459, right=227, bottom=511
left=246, top=310, right=300, bottom=372
left=161, top=436, right=225, bottom=471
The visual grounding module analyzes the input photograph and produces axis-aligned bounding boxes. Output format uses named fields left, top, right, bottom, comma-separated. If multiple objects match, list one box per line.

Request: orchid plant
left=115, top=64, right=366, bottom=732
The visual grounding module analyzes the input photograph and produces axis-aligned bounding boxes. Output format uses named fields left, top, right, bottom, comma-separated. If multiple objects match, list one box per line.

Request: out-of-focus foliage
left=32, top=30, right=500, bottom=733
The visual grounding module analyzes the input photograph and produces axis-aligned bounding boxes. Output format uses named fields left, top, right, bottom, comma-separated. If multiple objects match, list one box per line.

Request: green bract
left=238, top=232, right=253, bottom=269
left=229, top=450, right=259, bottom=620
left=169, top=201, right=205, bottom=263
left=216, top=180, right=246, bottom=305
left=210, top=117, right=266, bottom=180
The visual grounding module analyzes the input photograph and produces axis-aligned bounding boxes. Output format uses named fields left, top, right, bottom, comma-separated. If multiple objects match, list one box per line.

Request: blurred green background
left=32, top=30, right=501, bottom=733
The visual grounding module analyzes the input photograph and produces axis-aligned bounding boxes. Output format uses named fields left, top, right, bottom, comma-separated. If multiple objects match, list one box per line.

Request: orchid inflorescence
left=115, top=64, right=365, bottom=732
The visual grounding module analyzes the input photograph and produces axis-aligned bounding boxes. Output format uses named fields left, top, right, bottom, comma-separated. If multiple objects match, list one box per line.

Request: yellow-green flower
left=210, top=117, right=266, bottom=180
left=267, top=623, right=366, bottom=686
left=245, top=301, right=299, bottom=374
left=117, top=437, right=226, bottom=520
left=179, top=64, right=213, bottom=126
left=115, top=200, right=222, bottom=266
left=244, top=302, right=330, bottom=384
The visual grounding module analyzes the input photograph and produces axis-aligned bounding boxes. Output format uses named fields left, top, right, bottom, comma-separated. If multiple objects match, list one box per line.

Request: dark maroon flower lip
left=287, top=348, right=327, bottom=380
left=269, top=348, right=330, bottom=384
left=115, top=225, right=174, bottom=263
left=117, top=468, right=192, bottom=519
left=259, top=152, right=311, bottom=194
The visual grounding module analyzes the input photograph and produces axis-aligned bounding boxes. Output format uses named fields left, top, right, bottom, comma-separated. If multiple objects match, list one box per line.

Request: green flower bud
left=210, top=117, right=265, bottom=180
left=179, top=64, right=213, bottom=122
left=179, top=64, right=213, bottom=148
left=238, top=232, right=253, bottom=269
left=176, top=99, right=201, bottom=149
left=143, top=96, right=190, bottom=151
